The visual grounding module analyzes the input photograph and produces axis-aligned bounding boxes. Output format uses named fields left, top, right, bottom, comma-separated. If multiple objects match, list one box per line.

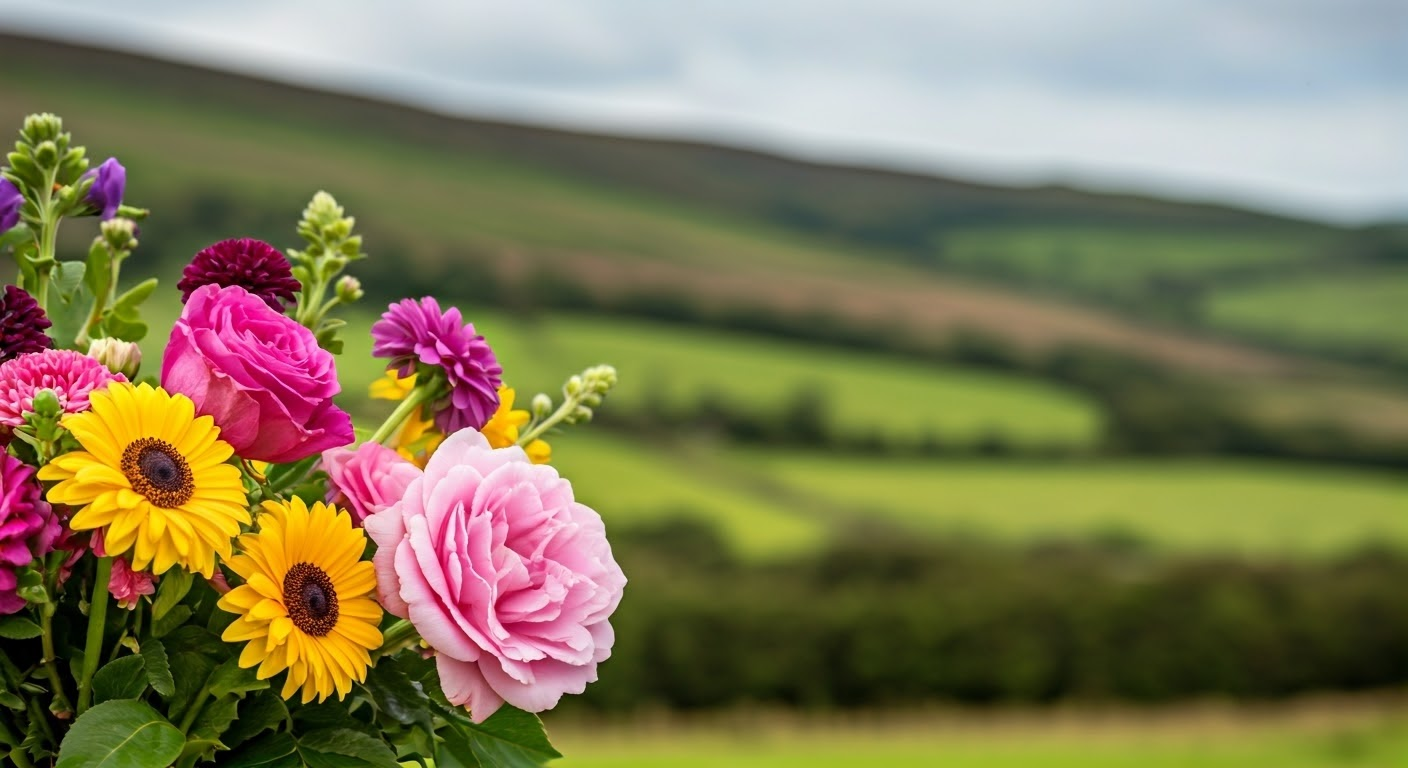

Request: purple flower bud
left=0, top=179, right=21, bottom=233
left=82, top=157, right=126, bottom=220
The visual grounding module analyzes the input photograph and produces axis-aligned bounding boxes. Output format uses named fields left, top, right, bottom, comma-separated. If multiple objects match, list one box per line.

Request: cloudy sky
left=1, top=0, right=1404, bottom=222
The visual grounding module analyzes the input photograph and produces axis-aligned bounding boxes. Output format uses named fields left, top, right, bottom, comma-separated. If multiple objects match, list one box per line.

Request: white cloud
left=0, top=0, right=1403, bottom=221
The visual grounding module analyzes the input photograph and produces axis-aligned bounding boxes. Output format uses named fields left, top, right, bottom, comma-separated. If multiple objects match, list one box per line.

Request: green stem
left=374, top=619, right=420, bottom=658
left=519, top=396, right=580, bottom=446
left=75, top=556, right=112, bottom=715
left=297, top=275, right=330, bottom=329
left=176, top=690, right=215, bottom=734
left=0, top=715, right=31, bottom=768
left=369, top=386, right=436, bottom=445
left=38, top=606, right=73, bottom=719
left=31, top=167, right=59, bottom=311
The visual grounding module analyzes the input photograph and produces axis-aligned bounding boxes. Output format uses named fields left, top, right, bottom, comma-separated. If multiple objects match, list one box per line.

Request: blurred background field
left=4, top=14, right=1407, bottom=767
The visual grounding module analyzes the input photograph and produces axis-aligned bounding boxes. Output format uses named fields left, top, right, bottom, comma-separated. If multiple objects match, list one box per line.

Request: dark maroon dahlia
left=177, top=238, right=301, bottom=312
left=0, top=285, right=53, bottom=363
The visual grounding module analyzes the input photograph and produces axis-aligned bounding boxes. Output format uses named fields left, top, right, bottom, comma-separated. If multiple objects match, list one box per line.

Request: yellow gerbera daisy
left=38, top=382, right=249, bottom=576
left=218, top=498, right=383, bottom=703
left=370, top=370, right=443, bottom=467
left=482, top=386, right=551, bottom=464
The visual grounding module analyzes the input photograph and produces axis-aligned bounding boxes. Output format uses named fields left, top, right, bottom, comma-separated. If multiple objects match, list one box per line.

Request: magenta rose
left=365, top=429, right=626, bottom=722
left=322, top=441, right=422, bottom=526
left=161, top=284, right=354, bottom=463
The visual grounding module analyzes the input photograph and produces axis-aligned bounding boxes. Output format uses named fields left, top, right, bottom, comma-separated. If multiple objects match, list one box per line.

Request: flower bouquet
left=0, top=113, right=624, bottom=767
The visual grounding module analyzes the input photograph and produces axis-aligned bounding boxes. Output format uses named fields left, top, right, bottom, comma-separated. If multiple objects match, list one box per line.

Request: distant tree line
left=562, top=520, right=1408, bottom=712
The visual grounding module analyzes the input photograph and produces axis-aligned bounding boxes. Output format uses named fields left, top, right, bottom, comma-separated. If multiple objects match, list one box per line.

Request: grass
left=1207, top=270, right=1408, bottom=358
left=547, top=698, right=1408, bottom=767
left=735, top=449, right=1408, bottom=556
left=941, top=228, right=1324, bottom=294
left=537, top=431, right=1408, bottom=558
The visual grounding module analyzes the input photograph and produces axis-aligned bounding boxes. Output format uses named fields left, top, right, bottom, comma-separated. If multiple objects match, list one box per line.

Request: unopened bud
left=564, top=376, right=584, bottom=398
left=31, top=389, right=61, bottom=419
left=531, top=393, right=553, bottom=418
left=34, top=140, right=58, bottom=168
left=100, top=217, right=138, bottom=251
left=336, top=275, right=364, bottom=303
left=88, top=337, right=141, bottom=378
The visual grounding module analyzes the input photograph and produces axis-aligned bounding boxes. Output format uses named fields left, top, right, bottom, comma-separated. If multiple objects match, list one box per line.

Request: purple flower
left=0, top=453, right=60, bottom=614
left=371, top=297, right=502, bottom=434
left=0, top=286, right=52, bottom=363
left=82, top=157, right=125, bottom=220
left=177, top=239, right=301, bottom=312
left=0, top=179, right=20, bottom=233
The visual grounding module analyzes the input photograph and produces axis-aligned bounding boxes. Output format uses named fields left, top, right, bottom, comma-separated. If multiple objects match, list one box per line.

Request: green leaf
left=150, top=605, right=192, bottom=639
left=293, top=701, right=379, bottom=738
left=151, top=568, right=194, bottom=622
left=434, top=727, right=481, bottom=768
left=190, top=694, right=240, bottom=742
left=84, top=239, right=111, bottom=299
left=140, top=640, right=174, bottom=697
left=0, top=616, right=43, bottom=639
left=222, top=690, right=289, bottom=749
left=163, top=652, right=216, bottom=726
left=296, top=729, right=400, bottom=768
left=362, top=661, right=433, bottom=732
left=461, top=706, right=561, bottom=768
left=208, top=658, right=268, bottom=698
left=0, top=690, right=24, bottom=710
left=52, top=260, right=87, bottom=300
left=161, top=625, right=229, bottom=660
left=54, top=699, right=184, bottom=768
left=220, top=731, right=300, bottom=768
left=112, top=278, right=157, bottom=314
left=92, top=655, right=148, bottom=704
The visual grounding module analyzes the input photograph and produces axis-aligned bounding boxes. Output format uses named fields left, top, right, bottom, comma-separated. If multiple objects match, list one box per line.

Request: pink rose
left=322, top=441, right=422, bottom=526
left=365, top=430, right=625, bottom=722
left=161, top=284, right=354, bottom=463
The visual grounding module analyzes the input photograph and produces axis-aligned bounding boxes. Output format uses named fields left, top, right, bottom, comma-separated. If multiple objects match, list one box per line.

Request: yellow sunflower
left=38, top=382, right=249, bottom=576
left=218, top=497, right=383, bottom=703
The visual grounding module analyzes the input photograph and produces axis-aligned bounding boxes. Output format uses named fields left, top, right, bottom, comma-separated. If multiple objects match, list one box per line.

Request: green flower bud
left=564, top=376, right=584, bottom=397
left=88, top=337, right=142, bottom=378
left=100, top=217, right=138, bottom=252
left=531, top=393, right=553, bottom=419
left=33, top=140, right=58, bottom=169
left=31, top=389, right=62, bottom=419
left=336, top=275, right=364, bottom=303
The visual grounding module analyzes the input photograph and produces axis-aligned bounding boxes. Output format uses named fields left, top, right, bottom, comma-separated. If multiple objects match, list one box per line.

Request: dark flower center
left=284, top=562, right=339, bottom=636
left=121, top=438, right=194, bottom=508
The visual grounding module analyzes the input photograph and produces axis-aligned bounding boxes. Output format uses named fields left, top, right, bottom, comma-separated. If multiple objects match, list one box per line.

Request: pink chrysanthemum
left=0, top=285, right=53, bottom=363
left=177, top=238, right=301, bottom=312
left=0, top=453, right=60, bottom=614
left=0, top=350, right=125, bottom=428
left=371, top=297, right=502, bottom=433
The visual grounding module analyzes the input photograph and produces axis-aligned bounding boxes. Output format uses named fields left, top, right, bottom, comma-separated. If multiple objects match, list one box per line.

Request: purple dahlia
left=0, top=286, right=52, bottom=363
left=0, top=453, right=60, bottom=614
left=177, top=238, right=301, bottom=312
left=371, top=297, right=502, bottom=434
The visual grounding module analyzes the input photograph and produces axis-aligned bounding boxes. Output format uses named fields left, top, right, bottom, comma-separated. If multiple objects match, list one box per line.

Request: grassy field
left=547, top=698, right=1408, bottom=767
left=544, top=431, right=1408, bottom=558
left=138, top=300, right=1105, bottom=451
left=1207, top=270, right=1408, bottom=359
left=941, top=228, right=1323, bottom=293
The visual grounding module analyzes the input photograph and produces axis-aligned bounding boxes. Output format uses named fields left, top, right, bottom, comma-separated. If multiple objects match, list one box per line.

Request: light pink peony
left=161, top=284, right=354, bottom=463
left=322, top=441, right=422, bottom=526
left=365, top=430, right=625, bottom=722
